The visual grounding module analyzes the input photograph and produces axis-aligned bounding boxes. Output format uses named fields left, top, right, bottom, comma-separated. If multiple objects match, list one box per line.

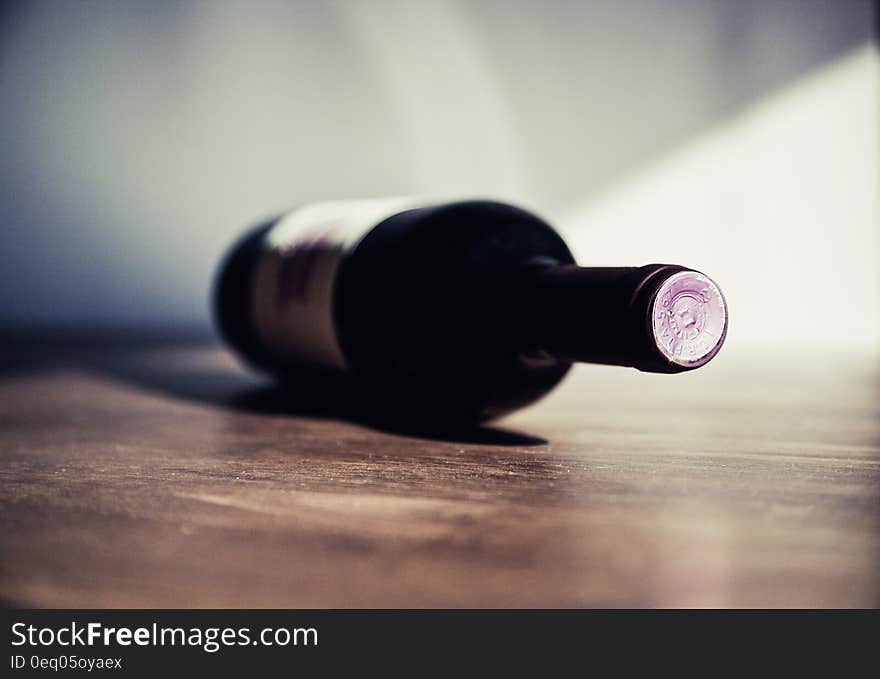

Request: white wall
left=0, top=0, right=875, bottom=354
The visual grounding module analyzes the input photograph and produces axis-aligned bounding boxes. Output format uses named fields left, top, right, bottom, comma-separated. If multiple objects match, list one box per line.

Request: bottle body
left=215, top=199, right=727, bottom=421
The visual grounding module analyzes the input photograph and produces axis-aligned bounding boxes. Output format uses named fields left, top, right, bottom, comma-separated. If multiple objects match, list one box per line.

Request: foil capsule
left=651, top=270, right=728, bottom=368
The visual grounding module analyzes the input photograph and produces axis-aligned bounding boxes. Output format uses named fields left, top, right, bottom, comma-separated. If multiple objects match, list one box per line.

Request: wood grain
left=1, top=336, right=877, bottom=607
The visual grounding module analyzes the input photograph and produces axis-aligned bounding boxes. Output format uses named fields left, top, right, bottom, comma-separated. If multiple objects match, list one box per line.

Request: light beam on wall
left=561, top=45, right=879, bottom=352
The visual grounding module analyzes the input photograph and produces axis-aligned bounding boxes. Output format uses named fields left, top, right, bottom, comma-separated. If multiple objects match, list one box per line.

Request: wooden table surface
left=1, top=333, right=877, bottom=608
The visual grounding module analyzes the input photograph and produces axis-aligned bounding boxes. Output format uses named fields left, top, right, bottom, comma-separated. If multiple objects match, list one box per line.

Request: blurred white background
left=0, top=0, right=876, bottom=351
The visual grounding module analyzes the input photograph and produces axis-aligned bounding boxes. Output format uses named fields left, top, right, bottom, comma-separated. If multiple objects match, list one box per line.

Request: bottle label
left=250, top=198, right=416, bottom=370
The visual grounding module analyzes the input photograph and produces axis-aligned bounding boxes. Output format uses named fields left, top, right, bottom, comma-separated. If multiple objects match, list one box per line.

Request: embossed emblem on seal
left=651, top=271, right=727, bottom=367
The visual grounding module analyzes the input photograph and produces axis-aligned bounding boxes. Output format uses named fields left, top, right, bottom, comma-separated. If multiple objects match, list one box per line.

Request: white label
left=250, top=198, right=417, bottom=370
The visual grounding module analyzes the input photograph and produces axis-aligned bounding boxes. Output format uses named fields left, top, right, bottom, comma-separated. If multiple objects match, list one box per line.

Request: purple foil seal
left=651, top=270, right=727, bottom=368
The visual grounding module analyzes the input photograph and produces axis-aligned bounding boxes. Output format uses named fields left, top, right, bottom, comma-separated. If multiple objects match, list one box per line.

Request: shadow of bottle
left=0, top=329, right=548, bottom=445
left=89, top=344, right=547, bottom=446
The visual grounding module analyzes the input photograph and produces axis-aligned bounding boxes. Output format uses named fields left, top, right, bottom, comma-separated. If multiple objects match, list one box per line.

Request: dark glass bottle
left=215, top=199, right=727, bottom=421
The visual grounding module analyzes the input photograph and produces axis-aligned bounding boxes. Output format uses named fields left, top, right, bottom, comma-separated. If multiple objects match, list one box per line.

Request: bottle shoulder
left=333, top=200, right=575, bottom=419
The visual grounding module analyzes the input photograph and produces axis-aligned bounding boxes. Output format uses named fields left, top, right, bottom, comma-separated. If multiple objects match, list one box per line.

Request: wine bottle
left=215, top=199, right=727, bottom=420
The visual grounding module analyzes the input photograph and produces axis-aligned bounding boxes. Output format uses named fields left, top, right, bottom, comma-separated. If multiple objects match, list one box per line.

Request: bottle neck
left=516, top=261, right=725, bottom=373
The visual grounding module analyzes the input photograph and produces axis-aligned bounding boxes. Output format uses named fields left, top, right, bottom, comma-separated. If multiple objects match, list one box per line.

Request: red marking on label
left=279, top=237, right=327, bottom=303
